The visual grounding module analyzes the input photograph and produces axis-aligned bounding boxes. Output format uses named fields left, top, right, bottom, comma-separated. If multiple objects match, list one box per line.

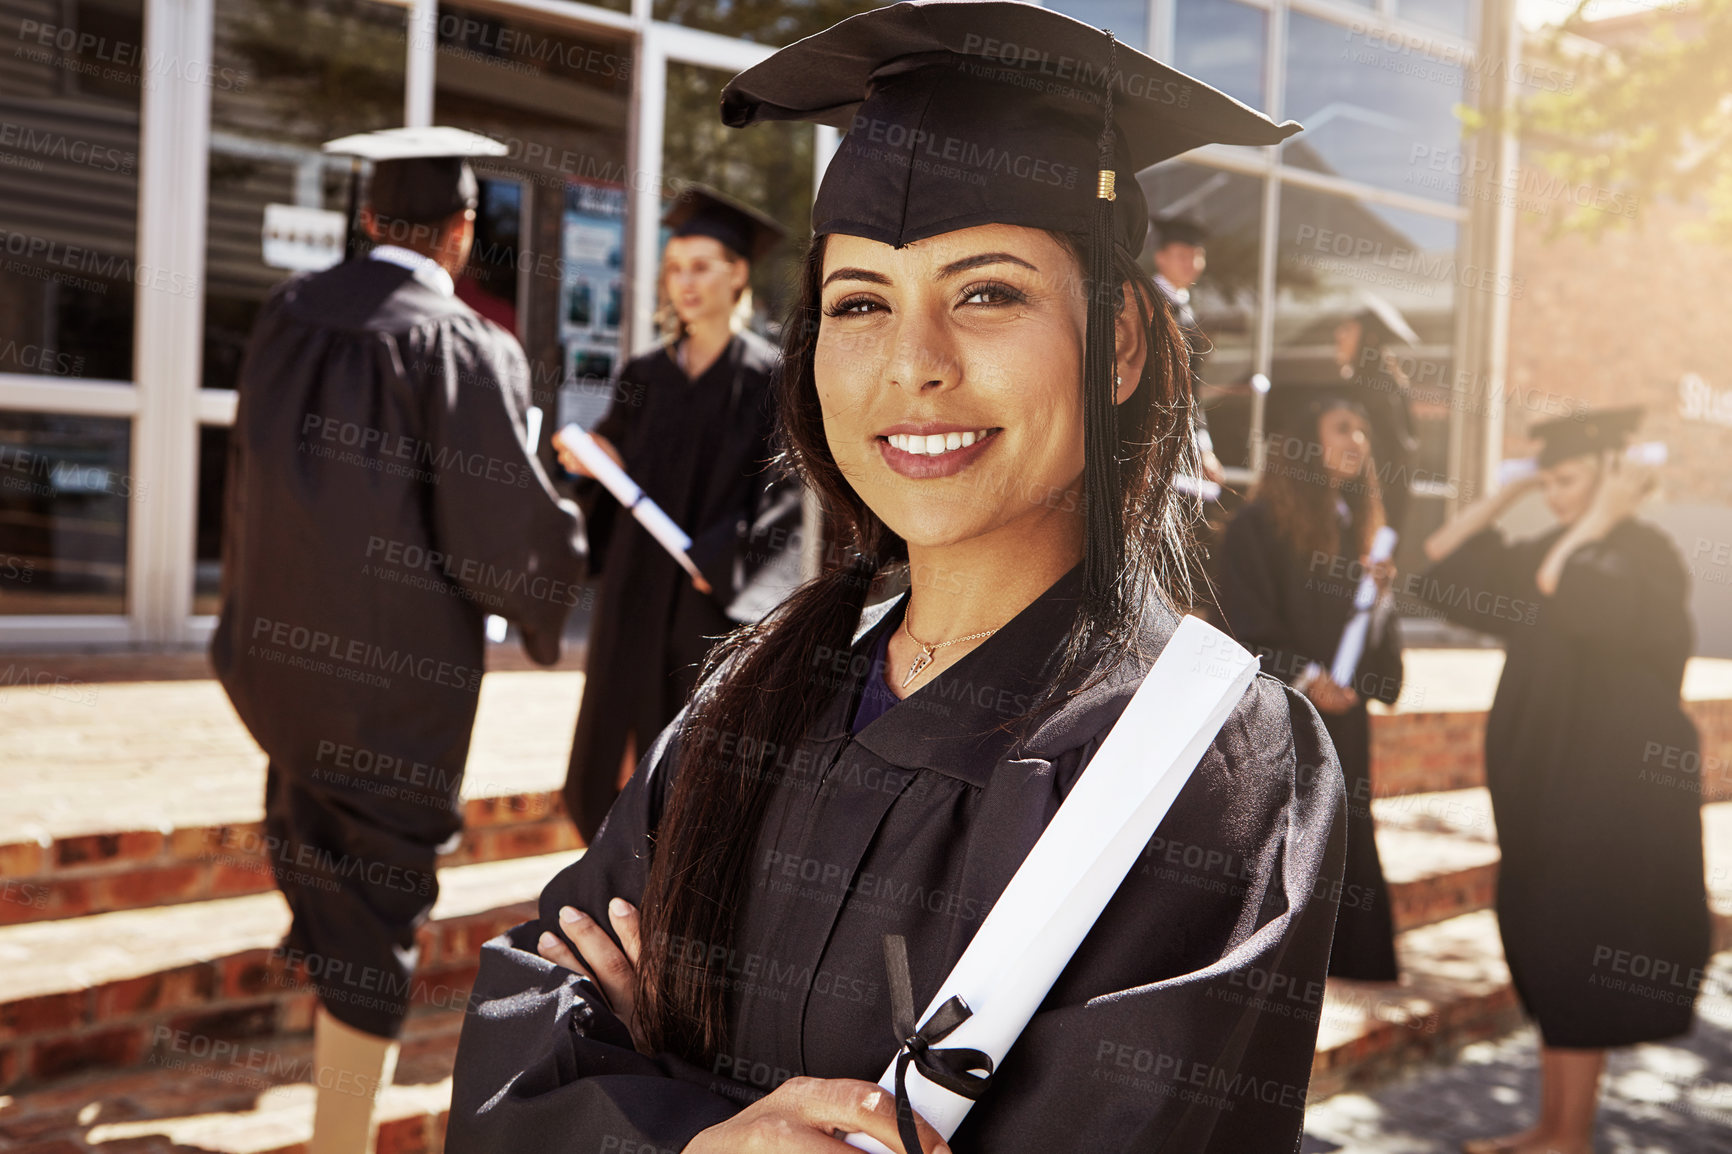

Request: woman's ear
left=730, top=257, right=751, bottom=296
left=1113, top=282, right=1149, bottom=404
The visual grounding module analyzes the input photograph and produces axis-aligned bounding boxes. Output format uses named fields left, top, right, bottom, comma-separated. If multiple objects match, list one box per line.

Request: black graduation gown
left=450, top=569, right=1348, bottom=1153
left=1216, top=499, right=1403, bottom=982
left=210, top=257, right=586, bottom=1038
left=565, top=330, right=800, bottom=841
left=1419, top=520, right=1710, bottom=1047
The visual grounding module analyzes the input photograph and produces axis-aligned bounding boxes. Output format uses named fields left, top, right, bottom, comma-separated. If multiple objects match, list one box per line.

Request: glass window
left=663, top=60, right=814, bottom=338
left=1140, top=162, right=1266, bottom=469
left=651, top=0, right=881, bottom=48
left=435, top=4, right=633, bottom=432
left=1400, top=0, right=1473, bottom=39
left=0, top=413, right=132, bottom=615
left=1283, top=11, right=1465, bottom=202
left=1173, top=0, right=1266, bottom=110
left=1047, top=0, right=1149, bottom=46
left=202, top=0, right=410, bottom=395
left=0, top=0, right=143, bottom=384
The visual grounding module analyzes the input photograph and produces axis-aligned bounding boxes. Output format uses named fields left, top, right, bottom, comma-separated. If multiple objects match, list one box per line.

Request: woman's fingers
left=608, top=898, right=642, bottom=968
left=799, top=1078, right=950, bottom=1154
left=558, top=905, right=637, bottom=1019
left=536, top=930, right=592, bottom=981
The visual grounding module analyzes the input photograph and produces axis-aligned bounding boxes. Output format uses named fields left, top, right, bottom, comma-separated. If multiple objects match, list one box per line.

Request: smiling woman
left=449, top=5, right=1349, bottom=1153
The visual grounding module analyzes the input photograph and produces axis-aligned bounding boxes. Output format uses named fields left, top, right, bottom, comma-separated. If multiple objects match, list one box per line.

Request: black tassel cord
left=1082, top=32, right=1125, bottom=614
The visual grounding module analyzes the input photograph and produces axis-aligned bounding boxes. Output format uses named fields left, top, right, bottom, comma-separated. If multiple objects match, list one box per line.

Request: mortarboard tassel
left=1082, top=33, right=1125, bottom=613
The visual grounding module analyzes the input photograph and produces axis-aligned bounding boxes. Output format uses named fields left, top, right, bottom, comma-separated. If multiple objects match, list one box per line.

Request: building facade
left=0, top=0, right=1519, bottom=648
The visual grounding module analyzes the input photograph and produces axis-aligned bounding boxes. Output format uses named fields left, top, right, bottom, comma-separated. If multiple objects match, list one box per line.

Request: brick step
left=0, top=851, right=579, bottom=1093
left=0, top=669, right=587, bottom=927
left=11, top=918, right=1724, bottom=1154
left=1374, top=789, right=1500, bottom=934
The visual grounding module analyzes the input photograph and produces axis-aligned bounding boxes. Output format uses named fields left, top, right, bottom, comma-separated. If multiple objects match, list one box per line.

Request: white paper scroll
left=1328, top=525, right=1398, bottom=691
left=555, top=424, right=708, bottom=587
left=1171, top=474, right=1222, bottom=503
left=846, top=615, right=1259, bottom=1152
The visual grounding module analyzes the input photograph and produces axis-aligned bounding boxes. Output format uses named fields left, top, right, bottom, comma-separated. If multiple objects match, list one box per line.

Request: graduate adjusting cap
left=721, top=0, right=1301, bottom=606
left=323, top=126, right=510, bottom=224
left=1350, top=294, right=1420, bottom=350
left=664, top=184, right=786, bottom=264
left=1530, top=405, right=1643, bottom=468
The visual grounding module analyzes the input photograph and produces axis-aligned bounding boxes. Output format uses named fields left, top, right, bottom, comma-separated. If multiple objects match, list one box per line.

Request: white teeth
left=886, top=429, right=993, bottom=456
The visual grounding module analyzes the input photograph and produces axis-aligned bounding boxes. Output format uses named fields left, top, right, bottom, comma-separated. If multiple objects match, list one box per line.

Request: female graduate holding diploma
left=1217, top=392, right=1403, bottom=981
left=557, top=186, right=802, bottom=842
left=1420, top=407, right=1709, bottom=1154
left=451, top=5, right=1347, bottom=1151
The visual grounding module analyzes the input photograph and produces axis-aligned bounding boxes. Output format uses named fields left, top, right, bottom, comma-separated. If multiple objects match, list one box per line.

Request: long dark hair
left=631, top=230, right=1198, bottom=1062
left=1255, top=405, right=1386, bottom=562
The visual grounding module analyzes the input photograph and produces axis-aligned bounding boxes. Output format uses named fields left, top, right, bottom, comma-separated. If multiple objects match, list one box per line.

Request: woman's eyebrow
left=821, top=267, right=892, bottom=289
left=938, top=252, right=1039, bottom=278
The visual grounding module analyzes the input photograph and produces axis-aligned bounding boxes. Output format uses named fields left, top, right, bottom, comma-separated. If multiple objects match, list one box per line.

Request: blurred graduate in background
left=1422, top=407, right=1709, bottom=1154
left=1334, top=298, right=1419, bottom=533
left=1218, top=389, right=1403, bottom=981
left=1151, top=216, right=1224, bottom=485
left=554, top=186, right=802, bottom=843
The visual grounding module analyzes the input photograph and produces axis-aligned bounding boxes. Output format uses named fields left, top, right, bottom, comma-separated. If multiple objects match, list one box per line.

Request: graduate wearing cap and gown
left=211, top=126, right=586, bottom=1154
left=556, top=186, right=803, bottom=843
left=1333, top=299, right=1419, bottom=533
left=1420, top=407, right=1709, bottom=1154
left=1217, top=392, right=1402, bottom=981
left=1150, top=217, right=1224, bottom=486
left=451, top=5, right=1345, bottom=1152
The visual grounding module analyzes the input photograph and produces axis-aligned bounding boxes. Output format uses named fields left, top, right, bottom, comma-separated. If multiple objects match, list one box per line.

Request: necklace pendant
left=902, top=646, right=936, bottom=689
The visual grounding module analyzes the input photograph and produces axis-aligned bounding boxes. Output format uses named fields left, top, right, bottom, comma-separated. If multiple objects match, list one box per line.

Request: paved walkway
left=1303, top=954, right=1732, bottom=1153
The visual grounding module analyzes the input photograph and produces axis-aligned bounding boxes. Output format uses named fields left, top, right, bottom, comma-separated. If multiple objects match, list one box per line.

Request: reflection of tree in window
left=653, top=0, right=881, bottom=48
left=221, top=0, right=406, bottom=145
left=663, top=61, right=813, bottom=331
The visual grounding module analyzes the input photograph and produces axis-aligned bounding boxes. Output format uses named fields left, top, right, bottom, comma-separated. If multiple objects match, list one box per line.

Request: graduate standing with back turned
left=450, top=5, right=1346, bottom=1151
left=212, top=127, right=586, bottom=1154
left=555, top=186, right=802, bottom=843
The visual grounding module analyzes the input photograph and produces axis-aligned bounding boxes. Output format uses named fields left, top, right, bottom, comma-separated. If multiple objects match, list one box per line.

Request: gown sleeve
left=1413, top=528, right=1539, bottom=640
left=567, top=358, right=649, bottom=576
left=419, top=316, right=587, bottom=665
left=1217, top=504, right=1313, bottom=685
left=1357, top=596, right=1405, bottom=706
left=446, top=717, right=746, bottom=1153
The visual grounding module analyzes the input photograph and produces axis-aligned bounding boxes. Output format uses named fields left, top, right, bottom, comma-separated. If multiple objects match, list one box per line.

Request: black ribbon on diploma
left=883, top=934, right=994, bottom=1154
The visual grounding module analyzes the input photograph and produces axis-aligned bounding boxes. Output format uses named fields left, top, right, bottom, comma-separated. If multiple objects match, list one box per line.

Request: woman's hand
left=1304, top=669, right=1360, bottom=715
left=687, top=1076, right=951, bottom=1154
left=1364, top=556, right=1396, bottom=597
left=537, top=899, right=645, bottom=1051
left=553, top=430, right=623, bottom=479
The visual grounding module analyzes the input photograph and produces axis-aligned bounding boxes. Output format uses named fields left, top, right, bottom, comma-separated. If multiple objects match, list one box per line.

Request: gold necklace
left=900, top=618, right=999, bottom=688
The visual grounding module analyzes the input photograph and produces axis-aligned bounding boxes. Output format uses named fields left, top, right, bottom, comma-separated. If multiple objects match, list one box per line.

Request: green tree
left=1521, top=0, right=1732, bottom=242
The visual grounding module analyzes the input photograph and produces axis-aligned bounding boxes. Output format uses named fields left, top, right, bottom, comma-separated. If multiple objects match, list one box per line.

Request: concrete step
left=0, top=668, right=586, bottom=926
left=0, top=851, right=577, bottom=1093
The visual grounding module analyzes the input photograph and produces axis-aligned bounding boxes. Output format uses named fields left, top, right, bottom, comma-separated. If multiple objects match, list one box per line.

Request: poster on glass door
left=558, top=179, right=625, bottom=432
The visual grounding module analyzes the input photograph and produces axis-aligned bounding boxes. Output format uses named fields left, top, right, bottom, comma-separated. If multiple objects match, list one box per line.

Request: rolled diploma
left=556, top=423, right=706, bottom=584
left=1328, top=525, right=1398, bottom=690
left=846, top=615, right=1258, bottom=1152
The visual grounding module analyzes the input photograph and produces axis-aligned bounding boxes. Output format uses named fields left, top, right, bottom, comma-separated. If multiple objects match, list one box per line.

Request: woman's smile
left=876, top=424, right=1003, bottom=478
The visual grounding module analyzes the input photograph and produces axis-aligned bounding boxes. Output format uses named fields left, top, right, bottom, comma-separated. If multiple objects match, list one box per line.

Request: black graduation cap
left=721, top=0, right=1301, bottom=605
left=663, top=184, right=786, bottom=263
left=1152, top=216, right=1208, bottom=249
left=1531, top=405, right=1643, bottom=468
left=322, top=127, right=510, bottom=256
left=1351, top=294, right=1419, bottom=350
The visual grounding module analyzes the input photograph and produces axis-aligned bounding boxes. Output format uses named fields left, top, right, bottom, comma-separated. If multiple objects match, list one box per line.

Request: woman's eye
left=823, top=296, right=882, bottom=317
left=959, top=281, right=1026, bottom=307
